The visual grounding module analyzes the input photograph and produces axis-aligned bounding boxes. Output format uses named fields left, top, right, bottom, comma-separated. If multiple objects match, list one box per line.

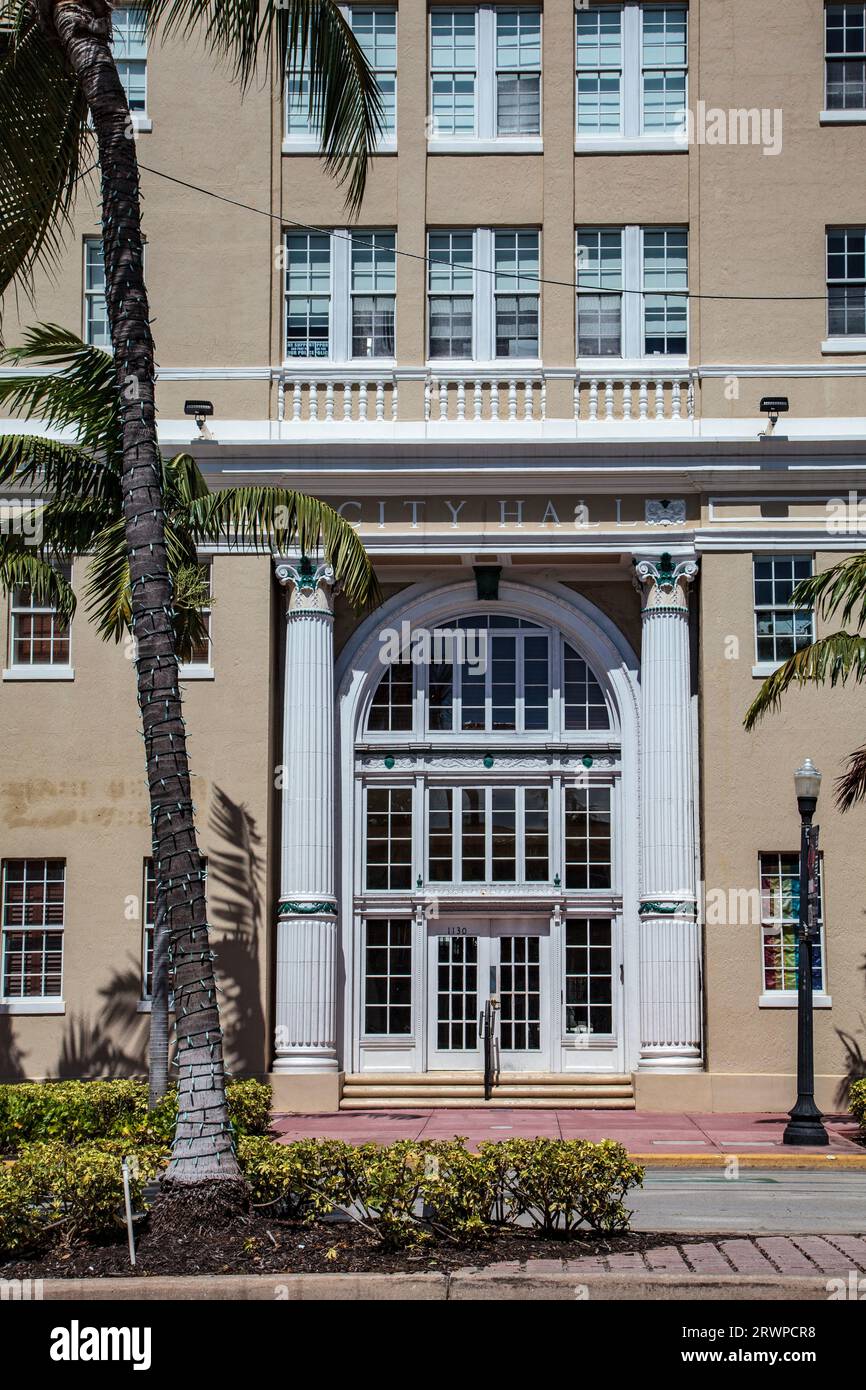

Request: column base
left=272, top=1050, right=339, bottom=1074
left=268, top=1070, right=343, bottom=1114
left=638, top=1050, right=703, bottom=1072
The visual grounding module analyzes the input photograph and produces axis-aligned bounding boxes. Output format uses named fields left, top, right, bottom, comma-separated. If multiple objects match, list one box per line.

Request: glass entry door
left=427, top=919, right=549, bottom=1071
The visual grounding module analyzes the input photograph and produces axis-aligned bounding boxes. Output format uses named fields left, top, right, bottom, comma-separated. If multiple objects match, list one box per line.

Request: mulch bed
left=1, top=1216, right=705, bottom=1279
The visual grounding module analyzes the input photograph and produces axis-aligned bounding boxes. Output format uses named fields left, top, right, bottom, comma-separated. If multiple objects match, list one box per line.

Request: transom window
left=760, top=852, right=825, bottom=993
left=427, top=786, right=550, bottom=884
left=753, top=555, right=814, bottom=664
left=429, top=6, right=542, bottom=141
left=827, top=227, right=866, bottom=338
left=286, top=5, right=397, bottom=140
left=826, top=3, right=866, bottom=110
left=1, top=859, right=65, bottom=999
left=577, top=226, right=688, bottom=359
left=576, top=3, right=687, bottom=141
left=366, top=617, right=610, bottom=736
left=9, top=563, right=72, bottom=668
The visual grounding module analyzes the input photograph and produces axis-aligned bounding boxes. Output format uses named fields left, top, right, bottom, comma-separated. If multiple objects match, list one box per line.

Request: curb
left=35, top=1271, right=838, bottom=1301
left=630, top=1152, right=866, bottom=1170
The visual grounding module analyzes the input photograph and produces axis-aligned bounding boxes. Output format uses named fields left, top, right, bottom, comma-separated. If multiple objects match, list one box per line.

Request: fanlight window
left=366, top=617, right=610, bottom=735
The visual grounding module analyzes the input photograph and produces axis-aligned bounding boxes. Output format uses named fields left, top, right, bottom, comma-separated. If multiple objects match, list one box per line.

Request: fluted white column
left=272, top=558, right=338, bottom=1073
left=635, top=554, right=702, bottom=1070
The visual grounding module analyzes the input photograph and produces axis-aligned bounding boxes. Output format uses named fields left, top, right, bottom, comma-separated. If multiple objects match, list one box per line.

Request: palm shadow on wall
left=835, top=956, right=866, bottom=1108
left=56, top=963, right=148, bottom=1077
left=207, top=784, right=266, bottom=1076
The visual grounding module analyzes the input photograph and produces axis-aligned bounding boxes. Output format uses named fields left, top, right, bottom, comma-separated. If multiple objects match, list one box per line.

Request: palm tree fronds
left=171, top=561, right=212, bottom=664
left=0, top=539, right=77, bottom=623
left=162, top=451, right=212, bottom=507
left=0, top=12, right=92, bottom=298
left=744, top=630, right=866, bottom=730
left=0, top=431, right=119, bottom=505
left=185, top=484, right=381, bottom=608
left=836, top=744, right=866, bottom=811
left=0, top=324, right=120, bottom=460
left=147, top=0, right=382, bottom=211
left=791, top=553, right=866, bottom=632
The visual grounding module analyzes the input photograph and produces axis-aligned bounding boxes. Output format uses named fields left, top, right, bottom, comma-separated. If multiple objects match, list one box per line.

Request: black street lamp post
left=783, top=758, right=830, bottom=1147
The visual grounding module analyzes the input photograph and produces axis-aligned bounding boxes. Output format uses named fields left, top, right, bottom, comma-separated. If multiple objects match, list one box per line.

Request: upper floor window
left=113, top=7, right=148, bottom=113
left=84, top=239, right=109, bottom=349
left=8, top=563, right=72, bottom=670
left=429, top=6, right=542, bottom=142
left=576, top=225, right=688, bottom=359
left=366, top=617, right=610, bottom=737
left=753, top=555, right=814, bottom=664
left=576, top=3, right=687, bottom=142
left=428, top=228, right=540, bottom=360
left=283, top=229, right=396, bottom=361
left=1, top=859, right=65, bottom=1000
left=286, top=6, right=397, bottom=141
left=143, top=858, right=156, bottom=1000
left=760, top=851, right=825, bottom=994
left=183, top=560, right=212, bottom=671
left=826, top=3, right=866, bottom=110
left=827, top=227, right=866, bottom=337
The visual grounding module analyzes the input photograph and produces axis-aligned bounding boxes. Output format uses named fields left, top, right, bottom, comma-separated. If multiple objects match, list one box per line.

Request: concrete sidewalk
left=272, top=1108, right=866, bottom=1167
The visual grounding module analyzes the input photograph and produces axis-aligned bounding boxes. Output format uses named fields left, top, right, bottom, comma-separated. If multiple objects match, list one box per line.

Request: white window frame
left=823, top=2, right=866, bottom=119
left=179, top=558, right=214, bottom=680
left=426, top=783, right=551, bottom=886
left=427, top=227, right=541, bottom=365
left=364, top=784, right=415, bottom=891
left=350, top=230, right=397, bottom=359
left=758, top=850, right=831, bottom=1009
left=283, top=228, right=397, bottom=365
left=428, top=5, right=543, bottom=152
left=564, top=784, right=613, bottom=891
left=825, top=226, right=866, bottom=348
left=362, top=917, right=413, bottom=1036
left=752, top=553, right=815, bottom=674
left=0, top=859, right=66, bottom=1012
left=575, top=2, right=688, bottom=153
left=83, top=238, right=110, bottom=350
left=283, top=4, right=398, bottom=151
left=4, top=561, right=74, bottom=681
left=575, top=225, right=689, bottom=367
left=112, top=7, right=151, bottom=130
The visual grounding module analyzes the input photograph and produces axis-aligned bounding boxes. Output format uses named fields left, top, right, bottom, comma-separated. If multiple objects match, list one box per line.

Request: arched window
left=364, top=616, right=610, bottom=735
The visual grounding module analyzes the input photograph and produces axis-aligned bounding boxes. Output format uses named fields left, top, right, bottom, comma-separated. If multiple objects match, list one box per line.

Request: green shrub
left=850, top=1078, right=866, bottom=1130
left=238, top=1135, right=350, bottom=1220
left=478, top=1137, right=643, bottom=1235
left=0, top=1164, right=45, bottom=1255
left=0, top=1078, right=272, bottom=1153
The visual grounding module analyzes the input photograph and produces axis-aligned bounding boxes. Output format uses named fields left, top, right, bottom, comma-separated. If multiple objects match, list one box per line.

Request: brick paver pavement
left=474, top=1235, right=866, bottom=1277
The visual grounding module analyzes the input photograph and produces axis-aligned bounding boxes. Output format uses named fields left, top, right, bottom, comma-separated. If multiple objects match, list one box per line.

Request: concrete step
left=339, top=1096, right=637, bottom=1110
left=344, top=1072, right=633, bottom=1086
left=343, top=1083, right=634, bottom=1100
left=340, top=1071, right=635, bottom=1110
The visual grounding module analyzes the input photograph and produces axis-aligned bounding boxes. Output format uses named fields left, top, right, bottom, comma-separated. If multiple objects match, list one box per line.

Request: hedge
left=0, top=1078, right=272, bottom=1153
left=850, top=1078, right=866, bottom=1132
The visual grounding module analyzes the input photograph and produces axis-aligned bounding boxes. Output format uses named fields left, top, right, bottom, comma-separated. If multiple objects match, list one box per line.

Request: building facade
left=2, top=0, right=866, bottom=1112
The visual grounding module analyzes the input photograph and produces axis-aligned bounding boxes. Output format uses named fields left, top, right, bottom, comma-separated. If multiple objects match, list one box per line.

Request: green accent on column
left=383, top=755, right=395, bottom=769
left=582, top=755, right=593, bottom=768
left=554, top=874, right=561, bottom=888
left=657, top=552, right=676, bottom=586
left=279, top=900, right=338, bottom=916
left=639, top=901, right=692, bottom=916
left=416, top=875, right=423, bottom=890
left=296, top=555, right=317, bottom=589
left=483, top=754, right=495, bottom=769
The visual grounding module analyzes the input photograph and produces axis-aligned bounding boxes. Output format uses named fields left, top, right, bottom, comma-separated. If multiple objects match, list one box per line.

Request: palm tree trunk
left=147, top=892, right=171, bottom=1108
left=49, top=1, right=243, bottom=1206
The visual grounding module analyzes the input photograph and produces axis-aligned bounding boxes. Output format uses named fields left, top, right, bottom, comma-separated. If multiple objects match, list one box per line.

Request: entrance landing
left=271, top=1108, right=866, bottom=1165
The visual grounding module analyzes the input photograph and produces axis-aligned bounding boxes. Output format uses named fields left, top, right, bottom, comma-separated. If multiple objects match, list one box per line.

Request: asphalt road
left=630, top=1168, right=866, bottom=1234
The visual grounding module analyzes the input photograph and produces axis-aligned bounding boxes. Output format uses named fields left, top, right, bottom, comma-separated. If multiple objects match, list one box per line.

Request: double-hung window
left=576, top=4, right=687, bottom=144
left=430, top=6, right=542, bottom=144
left=84, top=239, right=110, bottom=349
left=753, top=555, right=815, bottom=665
left=287, top=7, right=397, bottom=143
left=428, top=228, right=540, bottom=360
left=827, top=227, right=866, bottom=339
left=427, top=785, right=550, bottom=884
left=760, top=852, right=825, bottom=996
left=1, top=859, right=65, bottom=1001
left=351, top=231, right=396, bottom=357
left=825, top=3, right=866, bottom=111
left=284, top=232, right=332, bottom=358
left=576, top=226, right=688, bottom=359
left=112, top=8, right=148, bottom=114
left=7, top=563, right=72, bottom=673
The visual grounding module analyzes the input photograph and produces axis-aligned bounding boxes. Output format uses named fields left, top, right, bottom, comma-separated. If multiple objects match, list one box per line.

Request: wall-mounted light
left=184, top=399, right=215, bottom=440
left=759, top=395, right=789, bottom=440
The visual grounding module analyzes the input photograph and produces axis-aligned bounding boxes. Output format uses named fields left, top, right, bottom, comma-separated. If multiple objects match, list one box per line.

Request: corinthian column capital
left=634, top=552, right=699, bottom=616
left=275, top=557, right=335, bottom=618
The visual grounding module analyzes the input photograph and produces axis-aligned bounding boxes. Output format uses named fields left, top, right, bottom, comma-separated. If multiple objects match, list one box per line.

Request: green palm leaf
left=0, top=7, right=93, bottom=295
left=147, top=0, right=383, bottom=211
left=185, top=483, right=382, bottom=608
left=745, top=630, right=866, bottom=728
left=789, top=554, right=866, bottom=631
left=0, top=324, right=120, bottom=460
left=0, top=539, right=76, bottom=622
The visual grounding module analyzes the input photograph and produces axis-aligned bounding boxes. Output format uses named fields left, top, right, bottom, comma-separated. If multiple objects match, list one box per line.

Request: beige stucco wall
left=0, top=554, right=276, bottom=1081
left=699, top=550, right=865, bottom=1106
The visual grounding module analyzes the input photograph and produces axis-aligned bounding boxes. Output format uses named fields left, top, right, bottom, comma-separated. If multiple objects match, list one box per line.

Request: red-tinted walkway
left=272, top=1108, right=864, bottom=1158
